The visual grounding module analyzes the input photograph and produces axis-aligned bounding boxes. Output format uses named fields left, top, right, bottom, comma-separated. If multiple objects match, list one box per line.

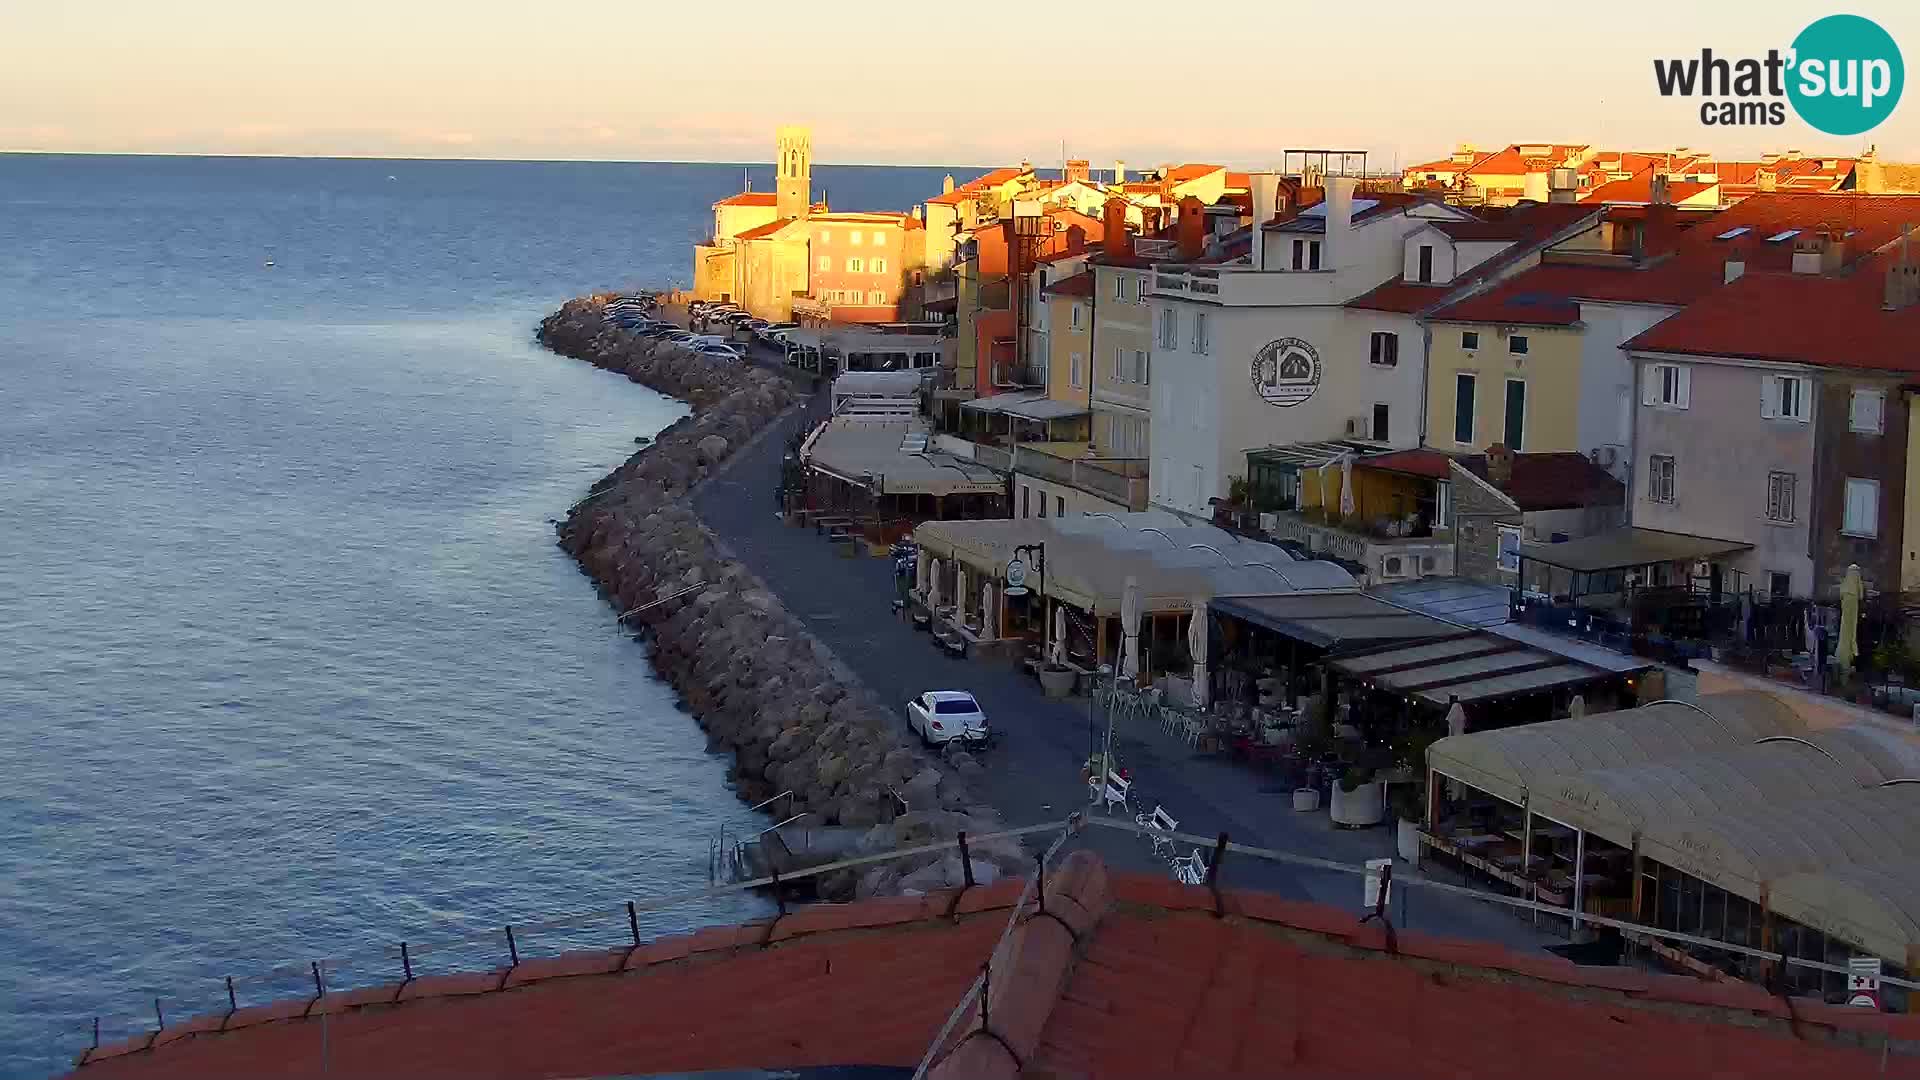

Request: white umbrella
left=1838, top=564, right=1863, bottom=671
left=1188, top=600, right=1210, bottom=708
left=1120, top=575, right=1141, bottom=682
left=916, top=552, right=930, bottom=597
left=1568, top=694, right=1586, bottom=719
left=1445, top=700, right=1467, bottom=739
left=1339, top=453, right=1356, bottom=519
left=955, top=566, right=969, bottom=619
left=982, top=582, right=996, bottom=638
left=1051, top=605, right=1068, bottom=666
left=928, top=558, right=943, bottom=610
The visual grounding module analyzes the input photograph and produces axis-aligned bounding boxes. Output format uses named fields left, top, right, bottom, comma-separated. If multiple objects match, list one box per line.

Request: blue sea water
left=0, top=154, right=954, bottom=1078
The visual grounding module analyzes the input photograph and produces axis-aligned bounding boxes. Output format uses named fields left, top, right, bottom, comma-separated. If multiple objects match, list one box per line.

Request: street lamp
left=1004, top=541, right=1045, bottom=652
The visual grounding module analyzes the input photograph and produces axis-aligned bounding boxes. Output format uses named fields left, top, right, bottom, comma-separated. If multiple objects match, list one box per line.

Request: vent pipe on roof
left=1323, top=177, right=1356, bottom=272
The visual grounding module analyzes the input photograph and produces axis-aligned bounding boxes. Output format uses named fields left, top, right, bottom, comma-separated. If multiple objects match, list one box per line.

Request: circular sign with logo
left=1788, top=15, right=1904, bottom=136
left=1251, top=337, right=1322, bottom=408
left=1004, top=558, right=1029, bottom=596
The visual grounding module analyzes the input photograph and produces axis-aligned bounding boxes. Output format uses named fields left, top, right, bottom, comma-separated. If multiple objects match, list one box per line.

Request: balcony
left=1260, top=509, right=1454, bottom=586
left=1010, top=445, right=1149, bottom=511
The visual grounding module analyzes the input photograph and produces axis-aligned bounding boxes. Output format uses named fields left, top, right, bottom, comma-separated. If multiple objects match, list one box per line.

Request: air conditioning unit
left=1380, top=554, right=1407, bottom=579
left=1588, top=446, right=1618, bottom=467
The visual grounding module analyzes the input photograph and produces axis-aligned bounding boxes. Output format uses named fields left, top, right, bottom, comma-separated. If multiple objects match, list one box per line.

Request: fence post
left=1206, top=831, right=1229, bottom=916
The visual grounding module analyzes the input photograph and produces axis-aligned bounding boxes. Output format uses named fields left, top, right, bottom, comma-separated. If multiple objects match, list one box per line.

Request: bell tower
left=775, top=126, right=813, bottom=221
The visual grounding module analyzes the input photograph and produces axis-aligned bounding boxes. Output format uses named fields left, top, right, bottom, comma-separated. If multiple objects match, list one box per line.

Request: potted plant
left=1038, top=661, right=1078, bottom=698
left=1330, top=765, right=1385, bottom=828
left=1390, top=783, right=1426, bottom=863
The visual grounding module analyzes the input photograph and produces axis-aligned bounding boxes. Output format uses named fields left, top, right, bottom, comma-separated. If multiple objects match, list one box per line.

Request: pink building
left=807, top=212, right=924, bottom=323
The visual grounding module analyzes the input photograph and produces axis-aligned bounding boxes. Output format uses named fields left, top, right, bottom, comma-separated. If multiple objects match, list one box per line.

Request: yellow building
left=1423, top=306, right=1584, bottom=455
left=1043, top=271, right=1093, bottom=410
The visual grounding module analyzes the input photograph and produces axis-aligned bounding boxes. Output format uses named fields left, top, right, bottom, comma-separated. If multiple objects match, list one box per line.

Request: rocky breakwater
left=537, top=298, right=1025, bottom=896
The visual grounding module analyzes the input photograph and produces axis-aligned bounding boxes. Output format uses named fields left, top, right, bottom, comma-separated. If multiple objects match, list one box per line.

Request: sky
left=2, top=1, right=1916, bottom=167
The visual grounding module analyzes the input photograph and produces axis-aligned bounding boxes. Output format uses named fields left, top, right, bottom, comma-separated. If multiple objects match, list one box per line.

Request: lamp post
left=1005, top=541, right=1045, bottom=652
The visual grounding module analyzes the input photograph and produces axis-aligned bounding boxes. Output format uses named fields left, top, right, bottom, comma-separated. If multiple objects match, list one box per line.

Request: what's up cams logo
left=1653, top=14, right=1903, bottom=135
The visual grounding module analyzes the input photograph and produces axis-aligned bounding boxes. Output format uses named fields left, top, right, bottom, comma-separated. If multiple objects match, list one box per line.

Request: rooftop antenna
left=743, top=166, right=750, bottom=193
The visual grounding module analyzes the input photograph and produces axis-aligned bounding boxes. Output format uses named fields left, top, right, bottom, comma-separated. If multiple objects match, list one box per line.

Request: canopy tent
left=1517, top=527, right=1752, bottom=574
left=913, top=513, right=1359, bottom=617
left=1427, top=692, right=1804, bottom=808
left=803, top=418, right=1004, bottom=496
left=1635, top=783, right=1920, bottom=912
left=1771, top=860, right=1920, bottom=969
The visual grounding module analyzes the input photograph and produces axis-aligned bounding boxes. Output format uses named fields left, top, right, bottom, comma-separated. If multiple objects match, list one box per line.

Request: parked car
left=905, top=690, right=991, bottom=748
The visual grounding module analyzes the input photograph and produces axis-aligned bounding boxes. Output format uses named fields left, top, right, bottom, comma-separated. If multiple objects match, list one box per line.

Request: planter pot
left=1330, top=781, right=1386, bottom=828
left=1292, top=788, right=1321, bottom=813
left=1039, top=665, right=1078, bottom=699
left=1397, top=818, right=1422, bottom=863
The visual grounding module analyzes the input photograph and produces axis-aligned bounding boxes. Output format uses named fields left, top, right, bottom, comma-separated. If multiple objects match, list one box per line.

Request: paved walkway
left=691, top=375, right=1563, bottom=954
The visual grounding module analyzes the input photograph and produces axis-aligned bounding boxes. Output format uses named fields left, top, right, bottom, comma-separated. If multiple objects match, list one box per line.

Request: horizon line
left=0, top=148, right=998, bottom=170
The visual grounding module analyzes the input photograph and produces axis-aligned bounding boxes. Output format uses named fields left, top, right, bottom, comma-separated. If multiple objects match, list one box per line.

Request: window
left=1157, top=308, right=1178, bottom=349
left=1644, top=363, right=1691, bottom=408
left=1021, top=487, right=1030, bottom=518
left=868, top=290, right=885, bottom=305
left=1844, top=477, right=1880, bottom=536
left=1417, top=245, right=1434, bottom=283
left=1369, top=331, right=1399, bottom=367
left=1372, top=403, right=1390, bottom=442
left=1291, top=239, right=1304, bottom=270
left=817, top=229, right=830, bottom=243
left=1070, top=351, right=1084, bottom=388
left=1193, top=311, right=1210, bottom=355
left=816, top=255, right=830, bottom=271
left=1504, top=379, right=1526, bottom=451
left=1134, top=349, right=1149, bottom=384
left=1308, top=240, right=1322, bottom=270
left=1762, top=374, right=1810, bottom=422
left=1462, top=331, right=1480, bottom=350
left=1769, top=572, right=1791, bottom=599
left=1070, top=304, right=1083, bottom=330
left=1648, top=454, right=1677, bottom=503
left=847, top=257, right=863, bottom=272
left=1851, top=388, right=1886, bottom=434
left=1112, top=345, right=1124, bottom=381
left=871, top=231, right=885, bottom=246
left=1434, top=481, right=1452, bottom=529
left=1508, top=334, right=1530, bottom=355
left=1454, top=373, right=1477, bottom=444
left=849, top=231, right=862, bottom=245
left=1038, top=494, right=1047, bottom=518
left=1766, top=471, right=1797, bottom=523
left=1056, top=496, right=1065, bottom=517
left=871, top=258, right=887, bottom=274
left=1497, top=525, right=1522, bottom=573
left=1114, top=273, right=1126, bottom=300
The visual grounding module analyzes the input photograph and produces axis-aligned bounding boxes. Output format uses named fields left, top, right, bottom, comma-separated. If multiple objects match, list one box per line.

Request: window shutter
left=1643, top=371, right=1659, bottom=407
left=1761, top=375, right=1777, bottom=419
left=1677, top=367, right=1691, bottom=409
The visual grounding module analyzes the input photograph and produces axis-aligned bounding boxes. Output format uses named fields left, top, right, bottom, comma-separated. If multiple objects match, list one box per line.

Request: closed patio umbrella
left=1189, top=600, right=1210, bottom=708
left=982, top=582, right=996, bottom=638
left=955, top=566, right=969, bottom=620
left=1120, top=575, right=1141, bottom=682
left=1837, top=563, right=1863, bottom=672
left=1051, top=605, right=1068, bottom=666
left=928, top=558, right=942, bottom=610
left=1339, top=453, right=1356, bottom=519
left=916, top=552, right=930, bottom=597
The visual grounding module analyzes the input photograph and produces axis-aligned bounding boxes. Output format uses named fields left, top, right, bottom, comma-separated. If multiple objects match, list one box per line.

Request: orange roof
left=1041, top=270, right=1094, bottom=297
left=1347, top=203, right=1604, bottom=316
left=1580, top=175, right=1718, bottom=205
left=1625, top=257, right=1920, bottom=370
left=70, top=854, right=1920, bottom=1080
left=926, top=167, right=1027, bottom=204
left=1224, top=171, right=1250, bottom=190
left=1166, top=163, right=1225, bottom=182
left=733, top=216, right=800, bottom=241
left=713, top=191, right=778, bottom=208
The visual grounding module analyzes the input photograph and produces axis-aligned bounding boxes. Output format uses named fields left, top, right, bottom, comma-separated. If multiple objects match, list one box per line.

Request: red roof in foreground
left=67, top=853, right=1920, bottom=1080
left=1359, top=448, right=1455, bottom=479
left=1346, top=202, right=1605, bottom=316
left=1459, top=451, right=1627, bottom=511
left=1625, top=260, right=1920, bottom=371
left=1580, top=175, right=1718, bottom=205
left=713, top=191, right=778, bottom=207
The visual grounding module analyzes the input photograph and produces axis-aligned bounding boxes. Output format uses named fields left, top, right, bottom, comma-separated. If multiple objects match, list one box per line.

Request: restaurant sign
left=1251, top=337, right=1321, bottom=408
left=1848, top=956, right=1882, bottom=1009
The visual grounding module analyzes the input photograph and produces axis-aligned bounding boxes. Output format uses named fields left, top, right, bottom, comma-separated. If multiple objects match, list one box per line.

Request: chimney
left=1143, top=205, right=1166, bottom=236
left=1649, top=174, right=1671, bottom=206
left=1522, top=172, right=1549, bottom=203
left=1758, top=169, right=1778, bottom=192
left=1176, top=196, right=1206, bottom=261
left=1885, top=228, right=1919, bottom=311
left=1485, top=443, right=1514, bottom=490
left=1101, top=196, right=1133, bottom=256
left=1065, top=159, right=1090, bottom=184
left=1113, top=160, right=1126, bottom=185
left=1323, top=176, right=1356, bottom=272
left=943, top=175, right=955, bottom=195
left=1249, top=173, right=1281, bottom=270
left=1791, top=231, right=1824, bottom=274
left=1065, top=225, right=1087, bottom=256
left=1548, top=168, right=1579, bottom=204
left=1724, top=253, right=1746, bottom=283
left=1821, top=227, right=1848, bottom=275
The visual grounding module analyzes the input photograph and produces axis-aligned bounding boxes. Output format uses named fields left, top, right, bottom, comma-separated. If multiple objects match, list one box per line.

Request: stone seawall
left=538, top=298, right=1020, bottom=895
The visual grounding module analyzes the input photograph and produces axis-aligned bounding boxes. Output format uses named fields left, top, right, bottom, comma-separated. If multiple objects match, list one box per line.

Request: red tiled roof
left=1166, top=163, right=1225, bottom=182
left=1430, top=275, right=1587, bottom=324
left=1347, top=203, right=1605, bottom=315
left=1224, top=171, right=1250, bottom=190
left=713, top=191, right=778, bottom=207
left=1359, top=448, right=1455, bottom=479
left=1459, top=452, right=1627, bottom=510
left=1042, top=270, right=1094, bottom=297
left=1580, top=175, right=1718, bottom=205
left=69, top=855, right=1920, bottom=1080
left=734, top=216, right=799, bottom=240
left=926, top=167, right=1028, bottom=204
left=1624, top=259, right=1920, bottom=371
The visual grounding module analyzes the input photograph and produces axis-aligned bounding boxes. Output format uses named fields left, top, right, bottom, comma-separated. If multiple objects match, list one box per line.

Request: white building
left=1146, top=179, right=1477, bottom=518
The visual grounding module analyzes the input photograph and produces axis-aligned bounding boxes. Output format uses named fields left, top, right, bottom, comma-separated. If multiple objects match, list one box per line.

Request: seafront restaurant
left=909, top=511, right=1357, bottom=676
left=793, top=412, right=1006, bottom=543
left=1512, top=526, right=1755, bottom=656
left=1422, top=691, right=1920, bottom=1004
left=783, top=328, right=943, bottom=377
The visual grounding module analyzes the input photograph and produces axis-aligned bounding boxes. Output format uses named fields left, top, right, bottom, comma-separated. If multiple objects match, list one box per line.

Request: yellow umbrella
left=1836, top=563, right=1863, bottom=671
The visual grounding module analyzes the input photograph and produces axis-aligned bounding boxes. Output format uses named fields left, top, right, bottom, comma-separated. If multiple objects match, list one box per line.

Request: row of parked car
left=689, top=301, right=800, bottom=354
left=603, top=296, right=745, bottom=363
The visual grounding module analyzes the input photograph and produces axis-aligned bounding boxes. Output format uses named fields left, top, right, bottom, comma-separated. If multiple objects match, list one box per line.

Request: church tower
left=775, top=126, right=813, bottom=220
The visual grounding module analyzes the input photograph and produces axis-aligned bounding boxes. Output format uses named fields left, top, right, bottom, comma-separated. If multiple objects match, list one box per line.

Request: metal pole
left=1572, top=827, right=1588, bottom=937
left=505, top=925, right=520, bottom=967
left=226, top=976, right=237, bottom=1013
left=628, top=901, right=641, bottom=947
left=401, top=942, right=413, bottom=981
left=1521, top=805, right=1536, bottom=927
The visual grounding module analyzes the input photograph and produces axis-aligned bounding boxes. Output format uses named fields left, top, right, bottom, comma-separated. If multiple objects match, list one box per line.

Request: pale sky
left=3, top=0, right=1915, bottom=166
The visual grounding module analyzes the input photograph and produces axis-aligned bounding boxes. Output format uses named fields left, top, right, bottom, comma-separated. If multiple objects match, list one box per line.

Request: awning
left=960, top=391, right=1087, bottom=421
left=1771, top=862, right=1920, bottom=967
left=803, top=418, right=1005, bottom=496
left=1330, top=632, right=1619, bottom=708
left=1371, top=579, right=1514, bottom=628
left=923, top=297, right=958, bottom=314
left=1245, top=440, right=1372, bottom=470
left=1518, top=527, right=1752, bottom=573
left=1211, top=593, right=1460, bottom=648
left=1427, top=691, right=1804, bottom=808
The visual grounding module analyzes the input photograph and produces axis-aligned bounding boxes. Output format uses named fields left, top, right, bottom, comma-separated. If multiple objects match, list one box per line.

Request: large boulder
left=696, top=434, right=729, bottom=466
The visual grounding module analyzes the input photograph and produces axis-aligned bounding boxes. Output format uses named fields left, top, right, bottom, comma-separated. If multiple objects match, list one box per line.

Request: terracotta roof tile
left=713, top=191, right=778, bottom=207
left=1625, top=260, right=1920, bottom=371
left=1458, top=452, right=1626, bottom=511
left=1041, top=271, right=1094, bottom=298
left=733, top=216, right=799, bottom=241
left=1581, top=175, right=1718, bottom=205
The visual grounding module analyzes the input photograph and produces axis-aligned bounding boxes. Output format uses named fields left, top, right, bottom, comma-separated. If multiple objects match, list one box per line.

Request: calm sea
left=0, top=153, right=954, bottom=1078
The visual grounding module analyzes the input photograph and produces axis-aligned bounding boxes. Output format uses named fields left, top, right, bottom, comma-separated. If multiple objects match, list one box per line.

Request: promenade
left=693, top=358, right=1560, bottom=953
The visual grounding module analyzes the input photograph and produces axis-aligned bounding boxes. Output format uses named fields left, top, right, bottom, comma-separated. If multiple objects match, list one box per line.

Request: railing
left=972, top=444, right=1011, bottom=472
left=1009, top=448, right=1148, bottom=510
